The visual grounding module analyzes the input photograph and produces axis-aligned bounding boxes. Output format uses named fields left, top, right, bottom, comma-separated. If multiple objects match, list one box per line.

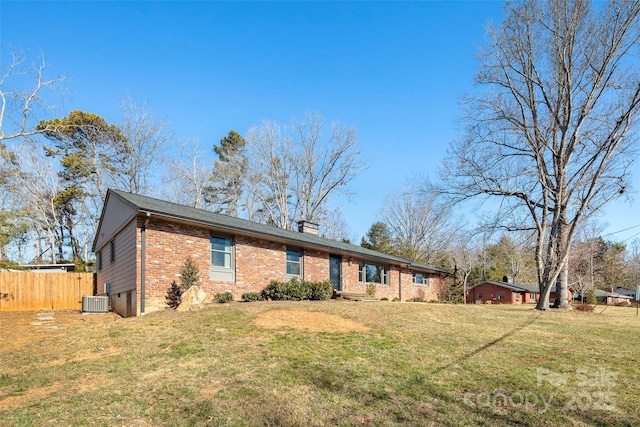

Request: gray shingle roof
left=108, top=189, right=450, bottom=275
left=468, top=280, right=539, bottom=293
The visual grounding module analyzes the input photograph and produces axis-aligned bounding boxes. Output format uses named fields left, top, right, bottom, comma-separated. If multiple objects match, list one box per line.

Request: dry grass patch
left=252, top=308, right=371, bottom=333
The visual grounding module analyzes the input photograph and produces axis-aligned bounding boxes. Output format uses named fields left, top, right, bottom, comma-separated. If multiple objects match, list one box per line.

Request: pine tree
left=179, top=256, right=201, bottom=290
left=166, top=280, right=182, bottom=309
left=206, top=130, right=248, bottom=216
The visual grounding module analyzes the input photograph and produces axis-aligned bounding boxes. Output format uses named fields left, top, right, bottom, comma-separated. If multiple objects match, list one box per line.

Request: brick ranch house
left=93, top=189, right=449, bottom=317
left=466, top=277, right=572, bottom=305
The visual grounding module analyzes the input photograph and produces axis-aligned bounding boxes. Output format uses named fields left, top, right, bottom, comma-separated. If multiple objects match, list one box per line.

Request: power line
left=601, top=225, right=640, bottom=238
left=620, top=231, right=640, bottom=244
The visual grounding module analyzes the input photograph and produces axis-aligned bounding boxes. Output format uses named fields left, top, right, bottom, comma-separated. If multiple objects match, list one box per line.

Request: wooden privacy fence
left=0, top=271, right=95, bottom=311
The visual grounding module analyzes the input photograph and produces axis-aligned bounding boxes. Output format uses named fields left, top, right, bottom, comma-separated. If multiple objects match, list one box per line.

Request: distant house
left=466, top=276, right=572, bottom=305
left=93, top=189, right=449, bottom=317
left=20, top=263, right=77, bottom=273
left=466, top=279, right=538, bottom=304
left=572, top=288, right=635, bottom=305
left=594, top=290, right=633, bottom=305
left=613, top=287, right=637, bottom=302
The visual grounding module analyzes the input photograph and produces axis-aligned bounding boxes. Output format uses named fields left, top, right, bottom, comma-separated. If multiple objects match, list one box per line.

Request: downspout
left=140, top=212, right=151, bottom=315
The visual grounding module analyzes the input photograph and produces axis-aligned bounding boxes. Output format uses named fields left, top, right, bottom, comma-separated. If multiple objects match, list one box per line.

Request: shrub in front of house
left=573, top=302, right=594, bottom=312
left=241, top=292, right=264, bottom=302
left=166, top=280, right=182, bottom=309
left=308, top=280, right=333, bottom=300
left=365, top=283, right=376, bottom=297
left=261, top=278, right=307, bottom=301
left=261, top=278, right=333, bottom=301
left=215, top=292, right=233, bottom=304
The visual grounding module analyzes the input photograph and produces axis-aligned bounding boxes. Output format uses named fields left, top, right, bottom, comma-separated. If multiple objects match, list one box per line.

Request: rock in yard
left=177, top=286, right=207, bottom=311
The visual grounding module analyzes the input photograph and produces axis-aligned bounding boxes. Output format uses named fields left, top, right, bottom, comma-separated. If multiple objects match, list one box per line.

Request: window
left=478, top=293, right=483, bottom=299
left=412, top=272, right=429, bottom=286
left=358, top=262, right=389, bottom=285
left=211, top=236, right=232, bottom=268
left=109, top=240, right=116, bottom=263
left=286, top=248, right=302, bottom=276
left=210, top=235, right=234, bottom=282
left=497, top=291, right=505, bottom=300
left=97, top=251, right=103, bottom=271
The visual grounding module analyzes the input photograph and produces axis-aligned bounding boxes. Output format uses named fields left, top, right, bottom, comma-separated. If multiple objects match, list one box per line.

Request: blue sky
left=2, top=1, right=639, bottom=244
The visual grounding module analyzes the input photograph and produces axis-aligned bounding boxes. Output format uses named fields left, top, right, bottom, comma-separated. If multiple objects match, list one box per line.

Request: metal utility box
left=82, top=296, right=109, bottom=313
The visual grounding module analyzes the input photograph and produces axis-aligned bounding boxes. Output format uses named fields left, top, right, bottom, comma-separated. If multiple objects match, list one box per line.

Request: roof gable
left=92, top=191, right=138, bottom=251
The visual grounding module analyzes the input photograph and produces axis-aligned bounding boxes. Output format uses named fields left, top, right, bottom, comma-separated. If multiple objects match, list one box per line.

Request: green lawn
left=1, top=302, right=638, bottom=426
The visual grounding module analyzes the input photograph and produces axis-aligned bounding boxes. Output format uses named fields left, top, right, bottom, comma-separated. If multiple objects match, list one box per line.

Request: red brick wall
left=336, top=263, right=443, bottom=301
left=143, top=220, right=212, bottom=312
left=405, top=272, right=443, bottom=301
left=466, top=283, right=518, bottom=304
left=140, top=219, right=346, bottom=311
left=135, top=217, right=448, bottom=313
left=303, top=249, right=329, bottom=281
left=341, top=258, right=360, bottom=292
left=235, top=235, right=287, bottom=291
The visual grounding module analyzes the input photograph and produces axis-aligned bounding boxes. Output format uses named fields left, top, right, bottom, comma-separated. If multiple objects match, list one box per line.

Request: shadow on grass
left=430, top=312, right=541, bottom=375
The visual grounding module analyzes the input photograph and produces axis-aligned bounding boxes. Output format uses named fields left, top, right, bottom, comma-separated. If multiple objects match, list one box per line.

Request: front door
left=329, top=255, right=342, bottom=291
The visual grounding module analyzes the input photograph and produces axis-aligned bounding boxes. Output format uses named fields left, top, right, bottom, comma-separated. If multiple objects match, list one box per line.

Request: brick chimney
left=503, top=275, right=513, bottom=284
left=297, top=220, right=319, bottom=235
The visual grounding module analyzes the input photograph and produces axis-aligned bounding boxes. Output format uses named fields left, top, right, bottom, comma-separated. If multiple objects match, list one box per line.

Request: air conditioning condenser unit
left=82, top=296, right=109, bottom=313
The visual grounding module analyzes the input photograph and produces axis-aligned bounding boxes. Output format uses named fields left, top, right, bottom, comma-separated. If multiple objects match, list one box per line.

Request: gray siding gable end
left=93, top=191, right=138, bottom=252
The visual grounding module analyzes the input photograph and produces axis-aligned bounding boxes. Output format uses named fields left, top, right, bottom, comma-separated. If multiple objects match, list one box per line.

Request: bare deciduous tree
left=319, top=208, right=355, bottom=243
left=290, top=114, right=366, bottom=224
left=439, top=0, right=640, bottom=309
left=449, top=232, right=482, bottom=304
left=0, top=47, right=65, bottom=143
left=114, top=96, right=172, bottom=195
left=0, top=47, right=65, bottom=263
left=380, top=189, right=456, bottom=266
left=15, top=138, right=63, bottom=263
left=246, top=121, right=294, bottom=227
left=246, top=114, right=367, bottom=229
left=163, top=138, right=213, bottom=209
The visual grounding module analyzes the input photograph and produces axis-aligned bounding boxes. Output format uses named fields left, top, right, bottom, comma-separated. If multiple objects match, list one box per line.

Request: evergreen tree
left=206, top=130, right=248, bottom=216
left=179, top=256, right=201, bottom=290
left=361, top=222, right=394, bottom=255
left=38, top=110, right=127, bottom=203
left=166, top=280, right=182, bottom=309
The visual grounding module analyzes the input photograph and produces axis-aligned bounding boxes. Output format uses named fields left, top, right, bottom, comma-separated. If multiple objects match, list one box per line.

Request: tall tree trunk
left=553, top=208, right=571, bottom=309
left=554, top=263, right=570, bottom=308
